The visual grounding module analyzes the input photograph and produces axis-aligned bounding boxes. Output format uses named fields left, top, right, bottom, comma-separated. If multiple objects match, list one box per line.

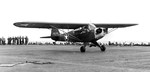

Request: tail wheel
left=100, top=45, right=106, bottom=52
left=80, top=46, right=86, bottom=52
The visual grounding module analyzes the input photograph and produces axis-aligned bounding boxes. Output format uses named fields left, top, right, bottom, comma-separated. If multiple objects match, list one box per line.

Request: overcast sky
left=0, top=0, right=149, bottom=43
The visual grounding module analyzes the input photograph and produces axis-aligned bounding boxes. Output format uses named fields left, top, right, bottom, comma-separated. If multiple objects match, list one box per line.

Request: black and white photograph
left=0, top=0, right=150, bottom=72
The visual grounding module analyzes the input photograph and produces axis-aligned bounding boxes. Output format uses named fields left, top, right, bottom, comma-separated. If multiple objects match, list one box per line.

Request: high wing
left=14, top=22, right=137, bottom=29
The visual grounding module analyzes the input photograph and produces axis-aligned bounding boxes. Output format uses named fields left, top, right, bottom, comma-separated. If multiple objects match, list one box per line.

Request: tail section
left=51, top=28, right=66, bottom=41
left=51, top=28, right=60, bottom=37
left=40, top=28, right=60, bottom=39
left=41, top=28, right=66, bottom=41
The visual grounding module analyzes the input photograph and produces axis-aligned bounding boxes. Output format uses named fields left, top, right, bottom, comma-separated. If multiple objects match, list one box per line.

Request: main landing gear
left=92, top=41, right=106, bottom=52
left=80, top=42, right=106, bottom=52
left=99, top=45, right=106, bottom=51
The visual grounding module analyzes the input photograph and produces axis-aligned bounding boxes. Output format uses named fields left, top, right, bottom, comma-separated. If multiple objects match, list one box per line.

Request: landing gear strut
left=91, top=41, right=106, bottom=52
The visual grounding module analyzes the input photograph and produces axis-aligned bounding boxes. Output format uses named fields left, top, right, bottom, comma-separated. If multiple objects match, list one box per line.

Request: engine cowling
left=96, top=28, right=103, bottom=35
left=95, top=27, right=107, bottom=39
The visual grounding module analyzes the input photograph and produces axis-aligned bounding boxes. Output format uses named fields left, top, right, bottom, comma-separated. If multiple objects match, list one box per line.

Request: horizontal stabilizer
left=40, top=36, right=51, bottom=38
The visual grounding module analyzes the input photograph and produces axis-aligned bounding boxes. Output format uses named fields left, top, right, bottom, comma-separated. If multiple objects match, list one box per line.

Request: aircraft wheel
left=100, top=45, right=106, bottom=52
left=80, top=46, right=86, bottom=52
left=89, top=45, right=92, bottom=47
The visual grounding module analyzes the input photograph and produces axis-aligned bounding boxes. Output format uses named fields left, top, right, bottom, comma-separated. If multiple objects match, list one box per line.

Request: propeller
left=88, top=23, right=96, bottom=30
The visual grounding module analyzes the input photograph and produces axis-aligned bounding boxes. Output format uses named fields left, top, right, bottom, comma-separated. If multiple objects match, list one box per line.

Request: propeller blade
left=88, top=23, right=96, bottom=30
left=40, top=36, right=51, bottom=38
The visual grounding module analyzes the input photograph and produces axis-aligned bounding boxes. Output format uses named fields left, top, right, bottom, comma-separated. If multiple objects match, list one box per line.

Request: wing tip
left=132, top=24, right=138, bottom=26
left=127, top=24, right=138, bottom=27
left=13, top=22, right=28, bottom=27
left=13, top=22, right=19, bottom=26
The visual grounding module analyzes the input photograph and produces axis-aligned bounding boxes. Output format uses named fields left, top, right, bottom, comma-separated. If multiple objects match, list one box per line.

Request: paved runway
left=0, top=45, right=150, bottom=72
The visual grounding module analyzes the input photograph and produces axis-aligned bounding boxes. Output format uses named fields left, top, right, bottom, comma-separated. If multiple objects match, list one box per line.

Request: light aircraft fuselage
left=14, top=22, right=137, bottom=52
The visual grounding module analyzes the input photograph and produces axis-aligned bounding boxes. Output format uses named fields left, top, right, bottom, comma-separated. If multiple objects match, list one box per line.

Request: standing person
left=1, top=37, right=5, bottom=45
left=19, top=36, right=22, bottom=45
left=16, top=36, right=19, bottom=45
left=14, top=37, right=18, bottom=45
left=7, top=37, right=11, bottom=45
left=12, top=37, right=15, bottom=45
left=21, top=36, right=24, bottom=45
left=0, top=37, right=2, bottom=45
left=25, top=36, right=29, bottom=45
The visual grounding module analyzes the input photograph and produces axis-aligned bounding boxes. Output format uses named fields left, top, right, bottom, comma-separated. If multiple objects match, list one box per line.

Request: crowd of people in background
left=1, top=37, right=150, bottom=46
left=0, top=36, right=29, bottom=45
left=8, top=36, right=29, bottom=45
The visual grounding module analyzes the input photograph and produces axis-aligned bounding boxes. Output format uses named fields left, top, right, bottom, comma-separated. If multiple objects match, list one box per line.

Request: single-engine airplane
left=14, top=22, right=137, bottom=52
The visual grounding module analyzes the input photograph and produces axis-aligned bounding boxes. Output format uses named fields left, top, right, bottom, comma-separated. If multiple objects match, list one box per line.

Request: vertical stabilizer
left=51, top=28, right=60, bottom=37
left=51, top=28, right=66, bottom=41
